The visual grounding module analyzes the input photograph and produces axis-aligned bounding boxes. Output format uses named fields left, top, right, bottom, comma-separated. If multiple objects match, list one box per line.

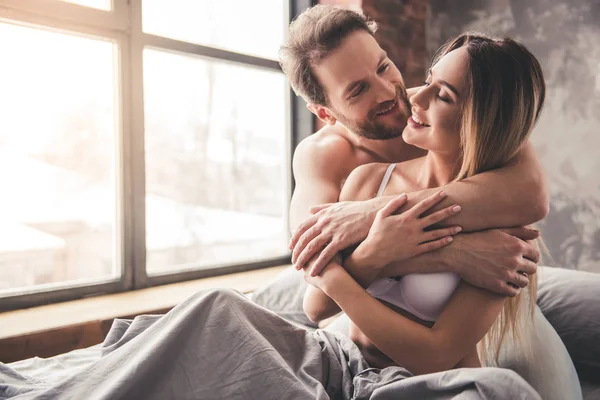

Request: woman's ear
left=307, top=103, right=337, bottom=125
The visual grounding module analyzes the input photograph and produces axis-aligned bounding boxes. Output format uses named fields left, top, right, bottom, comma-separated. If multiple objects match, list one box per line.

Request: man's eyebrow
left=343, top=52, right=389, bottom=98
left=427, top=69, right=461, bottom=97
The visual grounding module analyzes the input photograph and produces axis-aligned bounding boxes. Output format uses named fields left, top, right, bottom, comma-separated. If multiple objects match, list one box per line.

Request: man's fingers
left=415, top=236, right=454, bottom=255
left=502, top=282, right=521, bottom=297
left=292, top=231, right=329, bottom=269
left=501, top=226, right=540, bottom=242
left=424, top=226, right=462, bottom=242
left=508, top=271, right=530, bottom=288
left=518, top=259, right=537, bottom=276
left=309, top=244, right=339, bottom=277
left=309, top=203, right=333, bottom=214
left=292, top=226, right=322, bottom=265
left=421, top=205, right=462, bottom=227
left=378, top=193, right=407, bottom=218
left=404, top=190, right=448, bottom=219
left=521, top=242, right=540, bottom=264
left=289, top=215, right=319, bottom=250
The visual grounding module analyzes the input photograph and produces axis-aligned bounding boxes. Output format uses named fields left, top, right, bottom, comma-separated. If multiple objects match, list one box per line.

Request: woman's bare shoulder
left=340, top=162, right=393, bottom=202
left=384, top=158, right=425, bottom=195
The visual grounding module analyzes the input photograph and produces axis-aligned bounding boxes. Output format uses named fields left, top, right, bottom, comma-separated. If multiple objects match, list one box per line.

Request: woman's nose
left=409, top=86, right=430, bottom=110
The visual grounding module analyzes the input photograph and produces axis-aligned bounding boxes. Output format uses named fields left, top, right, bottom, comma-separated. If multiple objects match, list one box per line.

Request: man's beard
left=334, top=84, right=411, bottom=141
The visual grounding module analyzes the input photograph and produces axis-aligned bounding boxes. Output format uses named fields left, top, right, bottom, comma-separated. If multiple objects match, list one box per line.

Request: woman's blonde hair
left=433, top=32, right=546, bottom=362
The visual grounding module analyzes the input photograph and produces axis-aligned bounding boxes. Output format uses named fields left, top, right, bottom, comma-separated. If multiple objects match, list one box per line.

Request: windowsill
left=0, top=265, right=288, bottom=363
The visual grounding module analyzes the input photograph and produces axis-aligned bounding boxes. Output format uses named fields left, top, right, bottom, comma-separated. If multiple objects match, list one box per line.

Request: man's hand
left=290, top=198, right=386, bottom=272
left=443, top=227, right=540, bottom=297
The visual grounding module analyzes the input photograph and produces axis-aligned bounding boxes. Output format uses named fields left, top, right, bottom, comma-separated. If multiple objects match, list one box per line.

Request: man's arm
left=291, top=133, right=378, bottom=322
left=289, top=136, right=348, bottom=232
left=397, top=142, right=548, bottom=231
left=292, top=142, right=548, bottom=273
left=302, top=167, right=461, bottom=323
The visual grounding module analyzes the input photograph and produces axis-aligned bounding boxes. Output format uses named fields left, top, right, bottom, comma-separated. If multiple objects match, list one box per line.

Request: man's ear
left=307, top=103, right=337, bottom=126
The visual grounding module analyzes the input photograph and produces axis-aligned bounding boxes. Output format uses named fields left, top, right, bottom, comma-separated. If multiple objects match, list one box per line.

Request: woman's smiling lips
left=407, top=115, right=430, bottom=129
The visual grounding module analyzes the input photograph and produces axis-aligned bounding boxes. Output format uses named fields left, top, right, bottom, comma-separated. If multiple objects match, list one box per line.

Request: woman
left=304, top=32, right=547, bottom=377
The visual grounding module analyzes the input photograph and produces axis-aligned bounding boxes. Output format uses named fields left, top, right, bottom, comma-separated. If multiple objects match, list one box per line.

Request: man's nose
left=373, top=77, right=396, bottom=103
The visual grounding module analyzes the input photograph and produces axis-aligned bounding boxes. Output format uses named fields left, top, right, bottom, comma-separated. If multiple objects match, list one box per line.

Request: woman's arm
left=303, top=183, right=461, bottom=322
left=315, top=265, right=505, bottom=375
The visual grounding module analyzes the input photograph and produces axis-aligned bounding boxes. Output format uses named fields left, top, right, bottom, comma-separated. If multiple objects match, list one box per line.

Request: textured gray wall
left=427, top=0, right=600, bottom=272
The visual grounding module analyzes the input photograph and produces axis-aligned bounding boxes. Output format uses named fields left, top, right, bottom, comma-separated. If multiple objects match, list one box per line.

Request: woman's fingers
left=377, top=193, right=408, bottom=218
left=404, top=190, right=448, bottom=219
left=424, top=226, right=462, bottom=242
left=415, top=235, right=454, bottom=255
left=421, top=204, right=462, bottom=227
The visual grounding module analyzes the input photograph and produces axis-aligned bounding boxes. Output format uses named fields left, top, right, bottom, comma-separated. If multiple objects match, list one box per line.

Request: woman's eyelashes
left=422, top=81, right=452, bottom=103
left=377, top=63, right=390, bottom=74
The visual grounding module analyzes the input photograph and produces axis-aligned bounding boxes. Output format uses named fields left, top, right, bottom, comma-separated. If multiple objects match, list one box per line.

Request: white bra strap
left=376, top=163, right=397, bottom=197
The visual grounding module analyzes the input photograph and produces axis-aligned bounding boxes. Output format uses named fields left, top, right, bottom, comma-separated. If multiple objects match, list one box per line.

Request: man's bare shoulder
left=293, top=124, right=357, bottom=177
left=296, top=124, right=354, bottom=158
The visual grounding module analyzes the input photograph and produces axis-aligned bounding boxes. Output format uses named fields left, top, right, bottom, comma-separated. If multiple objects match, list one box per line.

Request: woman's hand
left=303, top=260, right=349, bottom=293
left=357, top=190, right=462, bottom=270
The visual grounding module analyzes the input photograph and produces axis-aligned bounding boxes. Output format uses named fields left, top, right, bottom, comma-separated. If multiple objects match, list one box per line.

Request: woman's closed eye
left=377, top=63, right=390, bottom=74
left=422, top=81, right=452, bottom=103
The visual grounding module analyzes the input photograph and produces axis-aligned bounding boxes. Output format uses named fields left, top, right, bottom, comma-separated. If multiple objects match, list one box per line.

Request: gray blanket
left=0, top=288, right=541, bottom=399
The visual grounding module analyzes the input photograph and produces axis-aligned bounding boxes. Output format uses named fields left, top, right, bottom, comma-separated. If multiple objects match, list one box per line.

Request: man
left=280, top=4, right=544, bottom=307
left=275, top=4, right=599, bottom=384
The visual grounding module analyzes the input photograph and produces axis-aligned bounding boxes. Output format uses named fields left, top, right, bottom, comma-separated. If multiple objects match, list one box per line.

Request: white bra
left=366, top=163, right=460, bottom=322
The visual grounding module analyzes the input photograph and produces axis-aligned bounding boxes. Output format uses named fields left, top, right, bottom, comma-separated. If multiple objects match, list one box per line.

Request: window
left=143, top=49, right=289, bottom=275
left=62, top=0, right=112, bottom=10
left=0, top=22, right=119, bottom=294
left=0, top=0, right=307, bottom=311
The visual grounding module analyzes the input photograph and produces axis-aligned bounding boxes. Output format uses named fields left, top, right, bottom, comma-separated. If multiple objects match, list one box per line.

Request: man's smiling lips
left=375, top=98, right=398, bottom=117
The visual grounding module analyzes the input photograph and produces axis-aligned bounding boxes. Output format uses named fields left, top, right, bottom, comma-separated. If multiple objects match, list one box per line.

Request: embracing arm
left=289, top=137, right=350, bottom=232
left=402, top=142, right=549, bottom=231
left=295, top=144, right=546, bottom=295
left=303, top=167, right=461, bottom=323
left=320, top=266, right=505, bottom=375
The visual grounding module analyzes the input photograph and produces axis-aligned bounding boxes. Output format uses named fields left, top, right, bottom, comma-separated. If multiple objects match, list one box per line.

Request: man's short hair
left=279, top=5, right=377, bottom=105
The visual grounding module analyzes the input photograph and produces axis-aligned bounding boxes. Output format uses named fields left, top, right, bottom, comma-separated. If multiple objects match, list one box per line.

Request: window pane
left=144, top=49, right=289, bottom=274
left=0, top=22, right=119, bottom=294
left=142, top=0, right=285, bottom=60
left=62, top=0, right=112, bottom=10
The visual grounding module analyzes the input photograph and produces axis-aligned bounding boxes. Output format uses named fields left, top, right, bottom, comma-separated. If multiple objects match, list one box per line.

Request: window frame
left=0, top=0, right=314, bottom=311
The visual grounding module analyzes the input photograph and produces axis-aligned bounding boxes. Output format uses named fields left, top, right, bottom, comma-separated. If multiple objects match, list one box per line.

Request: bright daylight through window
left=0, top=0, right=291, bottom=306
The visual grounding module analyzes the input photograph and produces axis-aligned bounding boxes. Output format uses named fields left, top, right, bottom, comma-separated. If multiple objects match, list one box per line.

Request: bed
left=2, top=266, right=599, bottom=399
